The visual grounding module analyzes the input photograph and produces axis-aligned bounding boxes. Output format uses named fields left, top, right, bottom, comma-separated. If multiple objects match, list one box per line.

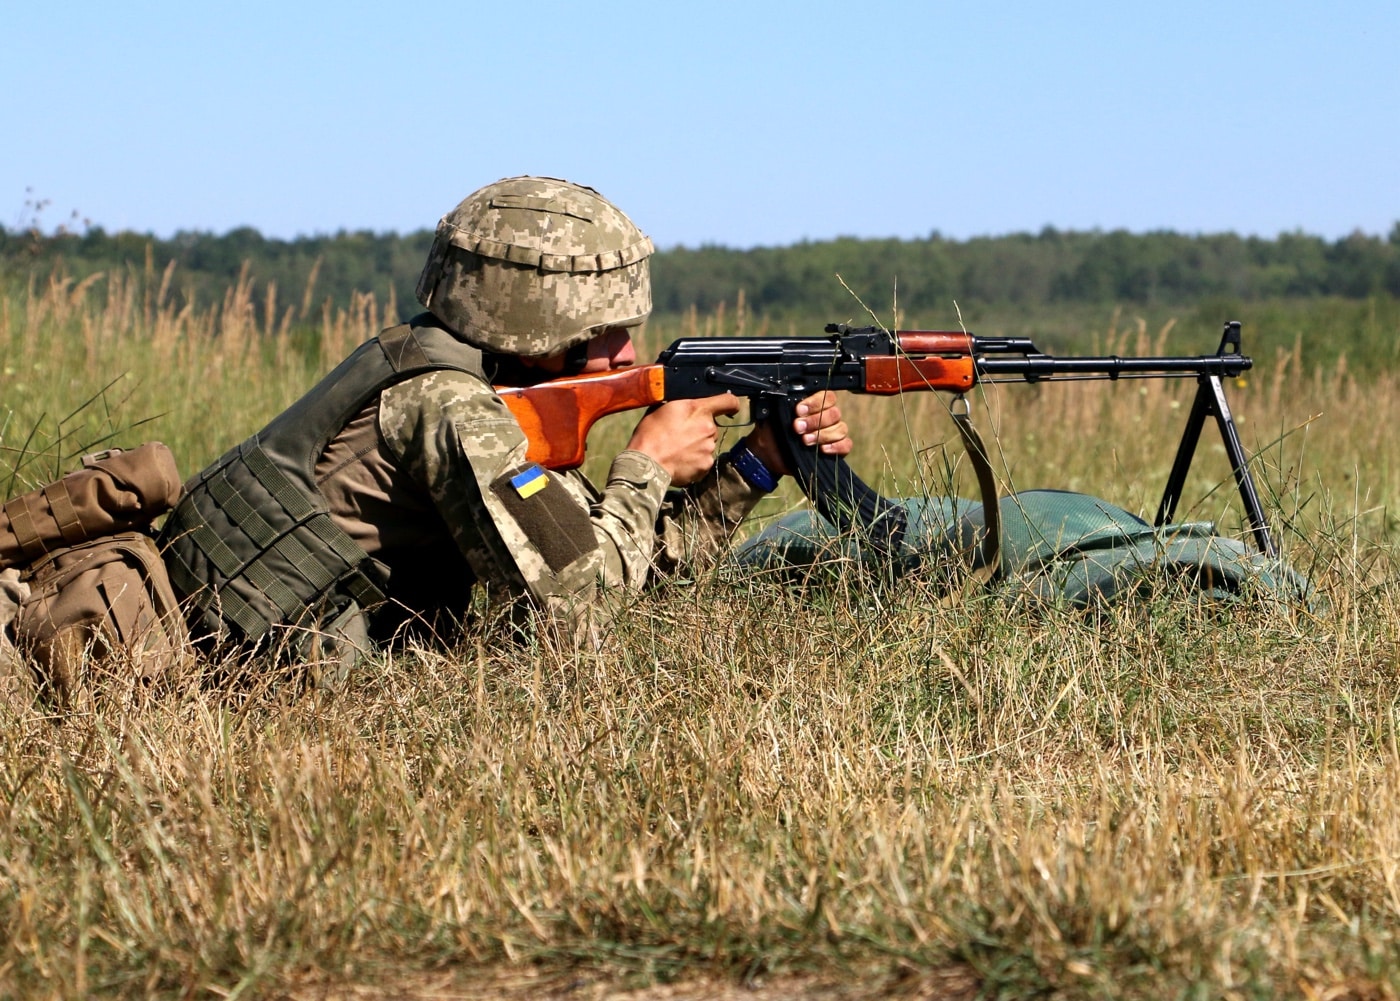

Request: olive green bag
left=735, top=489, right=1313, bottom=611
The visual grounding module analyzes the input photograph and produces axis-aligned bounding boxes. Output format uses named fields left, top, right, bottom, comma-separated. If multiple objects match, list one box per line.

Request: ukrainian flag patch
left=510, top=464, right=549, bottom=499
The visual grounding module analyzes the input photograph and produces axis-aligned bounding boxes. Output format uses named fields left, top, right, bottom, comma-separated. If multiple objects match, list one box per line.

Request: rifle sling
left=951, top=403, right=1001, bottom=582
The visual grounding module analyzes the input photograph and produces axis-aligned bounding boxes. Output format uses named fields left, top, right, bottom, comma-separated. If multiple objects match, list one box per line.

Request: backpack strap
left=42, top=480, right=87, bottom=547
left=2, top=494, right=46, bottom=563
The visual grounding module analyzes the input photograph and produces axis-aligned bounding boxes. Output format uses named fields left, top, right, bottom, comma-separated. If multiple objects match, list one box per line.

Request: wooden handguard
left=496, top=365, right=668, bottom=470
left=894, top=331, right=976, bottom=355
left=864, top=355, right=976, bottom=394
left=869, top=331, right=977, bottom=394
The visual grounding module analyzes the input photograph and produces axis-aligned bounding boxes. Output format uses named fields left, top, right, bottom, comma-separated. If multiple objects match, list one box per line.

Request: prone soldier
left=159, top=176, right=850, bottom=662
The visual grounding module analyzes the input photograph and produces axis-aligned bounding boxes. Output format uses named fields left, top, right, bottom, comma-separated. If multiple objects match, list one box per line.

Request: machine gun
left=498, top=320, right=1274, bottom=559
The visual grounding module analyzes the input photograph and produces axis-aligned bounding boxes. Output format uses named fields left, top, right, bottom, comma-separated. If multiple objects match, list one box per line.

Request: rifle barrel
left=974, top=353, right=1252, bottom=380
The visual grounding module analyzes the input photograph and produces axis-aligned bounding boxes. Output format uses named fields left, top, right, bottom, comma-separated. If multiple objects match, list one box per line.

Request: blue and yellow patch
left=509, top=464, right=549, bottom=499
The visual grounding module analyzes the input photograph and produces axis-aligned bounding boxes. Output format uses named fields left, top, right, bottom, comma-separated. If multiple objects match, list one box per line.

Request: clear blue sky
left=5, top=1, right=1397, bottom=249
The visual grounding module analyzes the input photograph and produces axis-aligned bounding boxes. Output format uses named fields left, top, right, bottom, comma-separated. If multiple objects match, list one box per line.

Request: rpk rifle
left=497, top=320, right=1274, bottom=559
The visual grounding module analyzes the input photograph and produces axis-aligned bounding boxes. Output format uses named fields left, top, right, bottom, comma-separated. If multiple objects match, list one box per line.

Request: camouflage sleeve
left=648, top=456, right=769, bottom=578
left=377, top=371, right=677, bottom=634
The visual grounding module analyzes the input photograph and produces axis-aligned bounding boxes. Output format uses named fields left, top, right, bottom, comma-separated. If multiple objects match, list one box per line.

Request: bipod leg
left=1209, top=374, right=1277, bottom=558
left=1156, top=375, right=1210, bottom=530
left=1155, top=374, right=1276, bottom=558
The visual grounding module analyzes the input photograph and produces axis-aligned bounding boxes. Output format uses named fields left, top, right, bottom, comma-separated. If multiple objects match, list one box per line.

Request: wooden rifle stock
left=496, top=364, right=667, bottom=470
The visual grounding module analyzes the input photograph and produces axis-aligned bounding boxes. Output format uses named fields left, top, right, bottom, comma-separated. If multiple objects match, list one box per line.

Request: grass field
left=2, top=270, right=1399, bottom=999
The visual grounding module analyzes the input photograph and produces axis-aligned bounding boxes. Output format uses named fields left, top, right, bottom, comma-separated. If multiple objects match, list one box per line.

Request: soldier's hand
left=627, top=394, right=742, bottom=486
left=745, top=390, right=852, bottom=477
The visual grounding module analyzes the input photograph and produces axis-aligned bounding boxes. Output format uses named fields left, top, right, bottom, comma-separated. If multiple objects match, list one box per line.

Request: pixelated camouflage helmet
left=415, top=176, right=654, bottom=356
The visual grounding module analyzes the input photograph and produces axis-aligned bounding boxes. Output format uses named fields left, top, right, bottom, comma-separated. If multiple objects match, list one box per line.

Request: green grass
left=2, top=272, right=1400, bottom=998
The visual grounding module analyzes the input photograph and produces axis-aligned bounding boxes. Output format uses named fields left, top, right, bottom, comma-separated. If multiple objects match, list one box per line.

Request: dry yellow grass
left=2, top=273, right=1398, bottom=999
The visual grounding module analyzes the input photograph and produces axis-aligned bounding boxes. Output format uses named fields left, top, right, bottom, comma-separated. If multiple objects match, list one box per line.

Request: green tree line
left=3, top=222, right=1399, bottom=322
left=0, top=225, right=429, bottom=320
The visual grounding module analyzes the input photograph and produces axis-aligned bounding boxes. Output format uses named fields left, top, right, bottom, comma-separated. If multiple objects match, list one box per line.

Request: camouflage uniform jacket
left=316, top=359, right=766, bottom=641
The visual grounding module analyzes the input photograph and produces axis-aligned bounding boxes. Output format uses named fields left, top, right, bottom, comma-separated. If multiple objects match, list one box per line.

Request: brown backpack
left=0, top=444, right=190, bottom=703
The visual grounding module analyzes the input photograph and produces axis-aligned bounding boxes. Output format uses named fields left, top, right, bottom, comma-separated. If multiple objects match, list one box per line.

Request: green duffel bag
left=733, top=489, right=1313, bottom=610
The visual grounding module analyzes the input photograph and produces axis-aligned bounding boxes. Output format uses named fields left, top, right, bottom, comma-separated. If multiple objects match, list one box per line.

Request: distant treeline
left=3, top=222, right=1399, bottom=322
left=0, top=226, right=430, bottom=321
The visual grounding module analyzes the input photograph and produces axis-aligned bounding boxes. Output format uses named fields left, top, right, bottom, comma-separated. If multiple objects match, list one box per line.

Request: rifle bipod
left=1154, top=321, right=1277, bottom=558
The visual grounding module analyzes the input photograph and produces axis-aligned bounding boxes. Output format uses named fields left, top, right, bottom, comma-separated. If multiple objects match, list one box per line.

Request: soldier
left=159, top=177, right=850, bottom=664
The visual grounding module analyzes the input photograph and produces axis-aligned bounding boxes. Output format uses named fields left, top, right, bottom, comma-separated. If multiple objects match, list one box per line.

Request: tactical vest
left=159, top=316, right=485, bottom=650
